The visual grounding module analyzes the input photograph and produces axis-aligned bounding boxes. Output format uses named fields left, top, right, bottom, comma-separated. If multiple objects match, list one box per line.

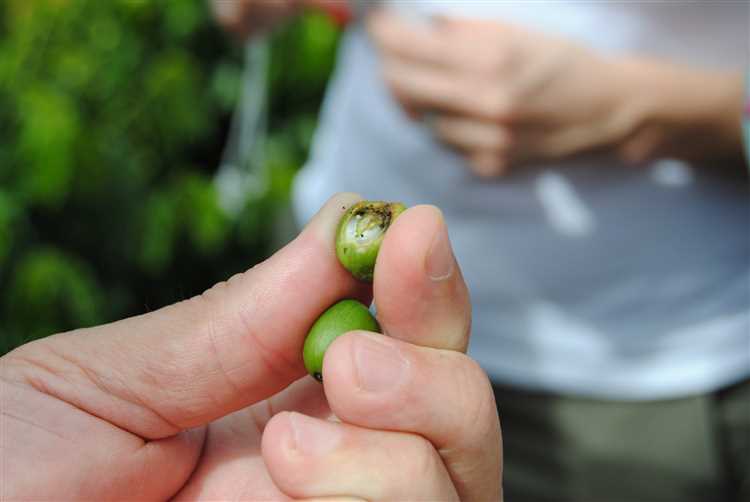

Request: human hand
left=211, top=0, right=351, bottom=38
left=2, top=193, right=501, bottom=501
left=368, top=11, right=640, bottom=177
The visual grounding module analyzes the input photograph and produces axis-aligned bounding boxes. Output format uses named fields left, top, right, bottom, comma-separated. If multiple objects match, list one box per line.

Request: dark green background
left=0, top=0, right=340, bottom=353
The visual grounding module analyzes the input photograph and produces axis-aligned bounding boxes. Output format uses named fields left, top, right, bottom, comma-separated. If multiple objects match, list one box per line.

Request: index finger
left=367, top=9, right=453, bottom=68
left=2, top=193, right=371, bottom=440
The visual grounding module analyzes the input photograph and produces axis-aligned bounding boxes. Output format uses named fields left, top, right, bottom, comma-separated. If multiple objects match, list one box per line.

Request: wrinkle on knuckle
left=205, top=299, right=244, bottom=399
left=2, top=343, right=67, bottom=394
left=5, top=341, right=186, bottom=436
left=238, top=306, right=299, bottom=385
left=141, top=288, right=239, bottom=425
left=3, top=339, right=102, bottom=397
left=197, top=274, right=297, bottom=393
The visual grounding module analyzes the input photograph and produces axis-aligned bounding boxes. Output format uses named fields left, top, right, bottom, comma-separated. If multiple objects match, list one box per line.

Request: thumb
left=374, top=205, right=471, bottom=352
left=3, top=193, right=369, bottom=440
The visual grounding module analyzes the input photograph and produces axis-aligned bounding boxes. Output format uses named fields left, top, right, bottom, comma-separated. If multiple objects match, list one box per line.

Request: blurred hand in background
left=368, top=10, right=745, bottom=177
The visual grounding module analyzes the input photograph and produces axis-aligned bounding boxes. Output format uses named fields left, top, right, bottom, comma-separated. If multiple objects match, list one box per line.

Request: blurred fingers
left=432, top=115, right=511, bottom=152
left=380, top=58, right=496, bottom=121
left=262, top=412, right=458, bottom=501
left=323, top=332, right=502, bottom=502
left=469, top=151, right=510, bottom=177
left=370, top=10, right=520, bottom=124
left=432, top=115, right=512, bottom=176
left=369, top=10, right=518, bottom=77
left=367, top=9, right=450, bottom=68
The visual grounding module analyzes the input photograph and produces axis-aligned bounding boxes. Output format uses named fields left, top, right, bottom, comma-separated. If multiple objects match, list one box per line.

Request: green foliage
left=0, top=0, right=340, bottom=354
left=4, top=248, right=101, bottom=353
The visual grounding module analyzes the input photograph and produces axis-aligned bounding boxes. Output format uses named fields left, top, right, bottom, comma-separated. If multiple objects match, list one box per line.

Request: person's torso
left=293, top=0, right=750, bottom=399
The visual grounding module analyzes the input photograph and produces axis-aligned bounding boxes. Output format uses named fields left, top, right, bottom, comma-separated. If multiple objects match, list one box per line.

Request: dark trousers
left=493, top=378, right=750, bottom=502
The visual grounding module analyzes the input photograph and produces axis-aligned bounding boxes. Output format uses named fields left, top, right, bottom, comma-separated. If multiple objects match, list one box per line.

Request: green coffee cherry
left=303, top=299, right=381, bottom=382
left=303, top=201, right=403, bottom=382
left=335, top=200, right=406, bottom=282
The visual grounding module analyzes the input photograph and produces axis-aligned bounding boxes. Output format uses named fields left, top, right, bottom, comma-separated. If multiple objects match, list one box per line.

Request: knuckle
left=2, top=341, right=61, bottom=391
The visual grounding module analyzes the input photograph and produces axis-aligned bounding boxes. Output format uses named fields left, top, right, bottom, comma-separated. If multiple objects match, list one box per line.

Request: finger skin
left=370, top=11, right=515, bottom=122
left=430, top=116, right=512, bottom=177
left=469, top=151, right=509, bottom=178
left=0, top=377, right=205, bottom=501
left=323, top=332, right=502, bottom=502
left=367, top=10, right=453, bottom=68
left=1, top=193, right=371, bottom=439
left=380, top=58, right=502, bottom=121
left=172, top=377, right=330, bottom=501
left=374, top=204, right=471, bottom=352
left=432, top=115, right=511, bottom=153
left=368, top=10, right=519, bottom=76
left=262, top=411, right=459, bottom=501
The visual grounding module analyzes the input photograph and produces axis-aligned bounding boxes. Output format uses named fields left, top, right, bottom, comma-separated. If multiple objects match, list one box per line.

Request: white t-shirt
left=293, top=0, right=750, bottom=400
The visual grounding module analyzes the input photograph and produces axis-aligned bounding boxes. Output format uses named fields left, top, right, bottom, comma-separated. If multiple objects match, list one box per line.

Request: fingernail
left=353, top=334, right=409, bottom=393
left=288, top=412, right=342, bottom=457
left=425, top=216, right=454, bottom=281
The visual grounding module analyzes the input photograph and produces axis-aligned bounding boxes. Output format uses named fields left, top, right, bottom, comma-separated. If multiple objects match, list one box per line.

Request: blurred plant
left=0, top=0, right=340, bottom=354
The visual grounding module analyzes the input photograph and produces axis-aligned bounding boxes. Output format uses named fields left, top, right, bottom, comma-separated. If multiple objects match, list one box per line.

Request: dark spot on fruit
left=313, top=372, right=323, bottom=382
